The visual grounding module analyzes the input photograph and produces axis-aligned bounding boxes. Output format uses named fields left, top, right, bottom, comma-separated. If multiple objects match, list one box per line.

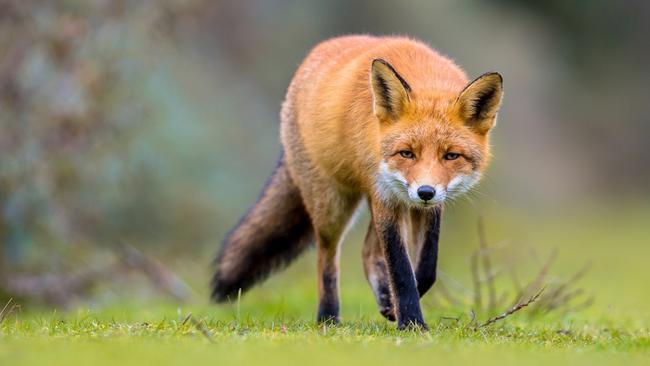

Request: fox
left=211, top=35, right=503, bottom=330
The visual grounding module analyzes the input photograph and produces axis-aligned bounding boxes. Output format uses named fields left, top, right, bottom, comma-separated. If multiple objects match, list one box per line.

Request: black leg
left=316, top=238, right=340, bottom=324
left=415, top=206, right=441, bottom=297
left=362, top=221, right=395, bottom=321
left=373, top=209, right=427, bottom=330
left=317, top=268, right=340, bottom=323
left=371, top=260, right=396, bottom=321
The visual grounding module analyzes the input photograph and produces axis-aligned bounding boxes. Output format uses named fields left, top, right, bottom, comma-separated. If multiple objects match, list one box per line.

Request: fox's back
left=281, top=35, right=469, bottom=190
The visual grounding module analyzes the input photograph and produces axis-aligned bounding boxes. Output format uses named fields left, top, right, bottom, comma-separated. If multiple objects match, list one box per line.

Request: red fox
left=212, top=35, right=503, bottom=330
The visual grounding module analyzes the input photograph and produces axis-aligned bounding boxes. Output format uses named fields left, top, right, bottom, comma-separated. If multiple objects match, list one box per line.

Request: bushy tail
left=211, top=154, right=313, bottom=302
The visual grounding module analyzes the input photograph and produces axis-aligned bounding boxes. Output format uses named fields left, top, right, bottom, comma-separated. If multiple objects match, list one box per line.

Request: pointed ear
left=455, top=72, right=503, bottom=134
left=370, top=59, right=411, bottom=121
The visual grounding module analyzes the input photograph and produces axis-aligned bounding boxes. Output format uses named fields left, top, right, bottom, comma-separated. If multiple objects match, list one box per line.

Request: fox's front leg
left=363, top=221, right=395, bottom=321
left=371, top=201, right=427, bottom=330
left=414, top=206, right=441, bottom=297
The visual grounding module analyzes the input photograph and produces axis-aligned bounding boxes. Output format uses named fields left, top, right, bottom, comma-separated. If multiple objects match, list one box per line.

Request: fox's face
left=370, top=59, right=503, bottom=208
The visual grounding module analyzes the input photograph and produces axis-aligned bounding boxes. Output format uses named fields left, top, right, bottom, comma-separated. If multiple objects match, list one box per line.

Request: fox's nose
left=417, top=185, right=435, bottom=201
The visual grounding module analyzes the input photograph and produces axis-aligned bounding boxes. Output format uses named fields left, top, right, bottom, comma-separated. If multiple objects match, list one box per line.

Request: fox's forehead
left=382, top=120, right=475, bottom=148
left=386, top=92, right=466, bottom=131
left=408, top=89, right=459, bottom=116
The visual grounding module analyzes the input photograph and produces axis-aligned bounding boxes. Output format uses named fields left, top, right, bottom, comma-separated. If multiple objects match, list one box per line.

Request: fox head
left=371, top=59, right=503, bottom=208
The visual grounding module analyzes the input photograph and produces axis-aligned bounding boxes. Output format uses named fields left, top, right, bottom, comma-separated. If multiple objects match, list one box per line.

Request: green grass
left=2, top=201, right=650, bottom=365
left=1, top=308, right=649, bottom=366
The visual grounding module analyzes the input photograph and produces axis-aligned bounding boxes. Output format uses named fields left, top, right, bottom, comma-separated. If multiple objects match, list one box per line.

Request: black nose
left=417, top=185, right=435, bottom=201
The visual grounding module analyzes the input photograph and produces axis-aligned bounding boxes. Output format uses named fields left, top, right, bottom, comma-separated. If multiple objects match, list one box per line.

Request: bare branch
left=181, top=312, right=193, bottom=326
left=470, top=250, right=482, bottom=309
left=190, top=317, right=214, bottom=342
left=504, top=245, right=523, bottom=294
left=435, top=280, right=462, bottom=307
left=538, top=262, right=591, bottom=311
left=477, top=216, right=497, bottom=311
left=513, top=248, right=557, bottom=306
left=121, top=244, right=191, bottom=302
left=0, top=298, right=15, bottom=324
left=479, top=287, right=545, bottom=328
left=464, top=309, right=477, bottom=329
left=437, top=270, right=474, bottom=298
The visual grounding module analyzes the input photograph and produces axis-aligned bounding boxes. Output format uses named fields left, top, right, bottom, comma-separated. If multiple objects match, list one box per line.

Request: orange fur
left=282, top=35, right=502, bottom=208
left=214, top=35, right=503, bottom=329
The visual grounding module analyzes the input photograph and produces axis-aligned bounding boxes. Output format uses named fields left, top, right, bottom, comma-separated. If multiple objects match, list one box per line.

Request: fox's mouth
left=406, top=185, right=447, bottom=206
left=417, top=201, right=438, bottom=208
left=414, top=199, right=443, bottom=208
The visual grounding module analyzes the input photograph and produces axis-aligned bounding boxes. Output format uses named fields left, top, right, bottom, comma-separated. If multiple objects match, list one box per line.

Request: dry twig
left=181, top=312, right=193, bottom=326
left=464, top=309, right=477, bottom=329
left=121, top=244, right=191, bottom=301
left=0, top=244, right=191, bottom=308
left=181, top=313, right=213, bottom=341
left=0, top=298, right=17, bottom=324
left=479, top=287, right=545, bottom=328
left=477, top=217, right=497, bottom=311
left=427, top=218, right=592, bottom=326
left=435, top=280, right=462, bottom=307
left=470, top=250, right=482, bottom=309
left=512, top=248, right=557, bottom=307
left=192, top=318, right=214, bottom=341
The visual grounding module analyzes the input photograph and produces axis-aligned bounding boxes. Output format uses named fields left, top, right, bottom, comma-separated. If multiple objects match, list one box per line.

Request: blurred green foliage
left=0, top=1, right=226, bottom=266
left=0, top=0, right=648, bottom=299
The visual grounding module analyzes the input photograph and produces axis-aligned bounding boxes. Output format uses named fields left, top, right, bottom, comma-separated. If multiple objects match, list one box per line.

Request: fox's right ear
left=454, top=72, right=503, bottom=135
left=370, top=59, right=411, bottom=121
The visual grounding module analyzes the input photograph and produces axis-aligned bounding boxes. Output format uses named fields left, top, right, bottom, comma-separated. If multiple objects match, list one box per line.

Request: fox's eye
left=444, top=152, right=460, bottom=161
left=399, top=150, right=415, bottom=159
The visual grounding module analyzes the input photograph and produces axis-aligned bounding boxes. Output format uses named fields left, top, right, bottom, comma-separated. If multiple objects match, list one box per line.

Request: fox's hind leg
left=281, top=100, right=360, bottom=324
left=363, top=221, right=395, bottom=321
left=307, top=188, right=360, bottom=324
left=286, top=163, right=361, bottom=324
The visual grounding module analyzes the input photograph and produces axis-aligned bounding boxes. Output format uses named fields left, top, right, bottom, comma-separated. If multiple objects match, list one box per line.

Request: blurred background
left=1, top=0, right=649, bottom=320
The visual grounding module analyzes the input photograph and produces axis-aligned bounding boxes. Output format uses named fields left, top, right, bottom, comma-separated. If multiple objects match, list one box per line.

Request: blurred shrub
left=1, top=0, right=649, bottom=270
left=0, top=1, right=213, bottom=266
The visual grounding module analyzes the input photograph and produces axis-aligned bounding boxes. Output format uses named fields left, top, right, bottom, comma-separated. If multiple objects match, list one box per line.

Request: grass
left=1, top=308, right=648, bottom=366
left=1, top=201, right=650, bottom=365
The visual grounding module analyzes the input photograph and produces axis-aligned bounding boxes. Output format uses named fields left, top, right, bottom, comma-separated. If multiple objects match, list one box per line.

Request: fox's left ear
left=454, top=72, right=503, bottom=134
left=370, top=59, right=411, bottom=122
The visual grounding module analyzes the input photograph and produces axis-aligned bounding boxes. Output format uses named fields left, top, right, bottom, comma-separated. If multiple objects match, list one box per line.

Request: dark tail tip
left=210, top=272, right=241, bottom=303
left=210, top=153, right=313, bottom=303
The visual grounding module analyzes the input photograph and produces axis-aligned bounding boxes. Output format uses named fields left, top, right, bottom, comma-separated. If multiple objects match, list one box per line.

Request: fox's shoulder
left=300, top=35, right=466, bottom=91
left=304, top=34, right=431, bottom=60
left=311, top=34, right=429, bottom=49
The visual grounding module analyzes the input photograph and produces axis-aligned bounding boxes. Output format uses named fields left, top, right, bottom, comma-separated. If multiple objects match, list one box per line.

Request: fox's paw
left=379, top=306, right=396, bottom=322
left=397, top=318, right=429, bottom=332
left=317, top=314, right=340, bottom=325
left=376, top=290, right=396, bottom=321
left=317, top=302, right=340, bottom=325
